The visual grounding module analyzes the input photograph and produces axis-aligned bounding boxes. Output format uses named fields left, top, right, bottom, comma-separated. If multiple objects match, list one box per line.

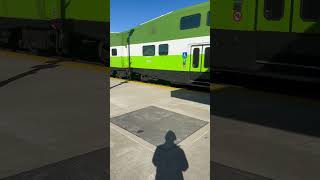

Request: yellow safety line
left=110, top=77, right=179, bottom=90
left=0, top=50, right=109, bottom=72
left=210, top=84, right=226, bottom=91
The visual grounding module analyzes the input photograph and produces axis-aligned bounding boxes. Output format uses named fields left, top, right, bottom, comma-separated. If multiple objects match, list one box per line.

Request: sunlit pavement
left=110, top=78, right=210, bottom=180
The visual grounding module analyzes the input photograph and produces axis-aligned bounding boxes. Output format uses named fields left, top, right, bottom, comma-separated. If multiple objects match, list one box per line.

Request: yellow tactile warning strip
left=0, top=50, right=109, bottom=73
left=210, top=84, right=226, bottom=91
left=110, top=77, right=179, bottom=91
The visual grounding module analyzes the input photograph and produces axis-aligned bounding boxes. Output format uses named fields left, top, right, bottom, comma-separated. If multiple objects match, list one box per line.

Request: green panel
left=128, top=2, right=209, bottom=44
left=4, top=0, right=45, bottom=19
left=111, top=55, right=210, bottom=73
left=292, top=0, right=320, bottom=33
left=257, top=0, right=291, bottom=32
left=1, top=0, right=61, bottom=20
left=212, top=0, right=256, bottom=31
left=44, top=0, right=61, bottom=19
left=110, top=32, right=128, bottom=46
left=0, top=0, right=7, bottom=17
left=111, top=56, right=128, bottom=68
left=64, top=0, right=108, bottom=22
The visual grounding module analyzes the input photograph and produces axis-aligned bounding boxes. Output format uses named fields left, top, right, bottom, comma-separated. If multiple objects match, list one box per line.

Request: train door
left=189, top=44, right=210, bottom=84
left=256, top=0, right=292, bottom=64
left=290, top=0, right=320, bottom=67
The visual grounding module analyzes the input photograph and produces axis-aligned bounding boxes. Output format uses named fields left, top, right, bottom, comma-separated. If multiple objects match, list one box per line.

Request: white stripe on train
left=110, top=35, right=210, bottom=57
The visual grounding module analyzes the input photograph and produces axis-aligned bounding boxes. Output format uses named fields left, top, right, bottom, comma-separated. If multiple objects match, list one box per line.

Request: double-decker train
left=212, top=0, right=320, bottom=82
left=0, top=0, right=109, bottom=63
left=110, top=2, right=210, bottom=86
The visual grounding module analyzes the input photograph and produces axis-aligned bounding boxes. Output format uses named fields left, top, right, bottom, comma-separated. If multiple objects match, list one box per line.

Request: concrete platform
left=212, top=85, right=320, bottom=180
left=0, top=51, right=109, bottom=179
left=110, top=78, right=210, bottom=180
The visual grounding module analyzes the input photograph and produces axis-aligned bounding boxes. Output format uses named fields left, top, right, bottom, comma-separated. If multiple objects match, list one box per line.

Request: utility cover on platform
left=111, top=106, right=208, bottom=146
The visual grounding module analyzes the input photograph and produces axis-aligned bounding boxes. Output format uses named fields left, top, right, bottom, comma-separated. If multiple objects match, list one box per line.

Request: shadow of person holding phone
left=152, top=130, right=189, bottom=180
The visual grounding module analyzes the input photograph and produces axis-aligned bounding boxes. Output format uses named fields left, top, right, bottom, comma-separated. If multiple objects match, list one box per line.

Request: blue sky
left=110, top=0, right=208, bottom=32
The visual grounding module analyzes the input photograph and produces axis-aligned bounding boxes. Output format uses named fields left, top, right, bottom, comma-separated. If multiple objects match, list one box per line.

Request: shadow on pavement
left=0, top=59, right=64, bottom=88
left=171, top=88, right=210, bottom=105
left=152, top=131, right=189, bottom=180
left=211, top=162, right=272, bottom=180
left=212, top=86, right=320, bottom=137
left=1, top=148, right=109, bottom=180
left=110, top=80, right=129, bottom=89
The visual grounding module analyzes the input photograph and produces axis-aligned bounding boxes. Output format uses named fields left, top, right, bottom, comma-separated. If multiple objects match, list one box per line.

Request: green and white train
left=212, top=0, right=320, bottom=81
left=110, top=2, right=210, bottom=86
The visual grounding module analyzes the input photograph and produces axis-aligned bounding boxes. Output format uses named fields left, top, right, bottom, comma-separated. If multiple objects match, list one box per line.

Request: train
left=110, top=2, right=210, bottom=86
left=212, top=0, right=320, bottom=81
left=0, top=0, right=109, bottom=63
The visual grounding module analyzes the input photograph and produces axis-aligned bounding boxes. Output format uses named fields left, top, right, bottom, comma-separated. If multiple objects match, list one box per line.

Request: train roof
left=111, top=1, right=209, bottom=46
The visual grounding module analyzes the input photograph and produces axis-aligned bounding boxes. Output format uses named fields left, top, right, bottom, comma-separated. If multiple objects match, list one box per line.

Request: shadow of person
left=152, top=130, right=189, bottom=180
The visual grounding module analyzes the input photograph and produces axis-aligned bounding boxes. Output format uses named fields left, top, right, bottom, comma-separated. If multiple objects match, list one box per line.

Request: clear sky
left=110, top=0, right=208, bottom=32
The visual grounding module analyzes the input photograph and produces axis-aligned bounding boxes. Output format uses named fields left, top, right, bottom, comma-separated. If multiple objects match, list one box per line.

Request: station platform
left=110, top=78, right=210, bottom=180
left=212, top=84, right=320, bottom=180
left=0, top=50, right=109, bottom=179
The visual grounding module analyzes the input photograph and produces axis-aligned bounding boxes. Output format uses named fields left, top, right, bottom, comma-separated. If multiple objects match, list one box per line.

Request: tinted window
left=159, top=44, right=169, bottom=56
left=112, top=49, right=117, bottom=56
left=180, top=13, right=201, bottom=30
left=204, top=47, right=210, bottom=68
left=143, top=45, right=155, bottom=56
left=301, top=0, right=320, bottom=21
left=192, top=48, right=200, bottom=68
left=207, top=12, right=210, bottom=26
left=264, top=0, right=285, bottom=20
left=233, top=0, right=243, bottom=11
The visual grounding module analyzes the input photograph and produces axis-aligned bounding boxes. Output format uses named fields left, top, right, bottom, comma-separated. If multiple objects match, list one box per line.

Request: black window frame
left=192, top=48, right=200, bottom=68
left=207, top=11, right=210, bottom=26
left=143, top=45, right=155, bottom=56
left=264, top=0, right=285, bottom=21
left=180, top=13, right=201, bottom=30
left=204, top=47, right=210, bottom=68
left=112, top=48, right=117, bottom=56
left=159, top=44, right=169, bottom=56
left=300, top=0, right=320, bottom=21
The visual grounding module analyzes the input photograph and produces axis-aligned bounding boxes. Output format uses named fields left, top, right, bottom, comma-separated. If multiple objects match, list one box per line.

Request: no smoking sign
left=233, top=11, right=242, bottom=22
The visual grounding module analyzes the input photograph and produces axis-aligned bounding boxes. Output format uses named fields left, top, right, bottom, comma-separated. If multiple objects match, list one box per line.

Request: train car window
left=264, top=0, right=285, bottom=20
left=233, top=0, right=243, bottom=12
left=207, top=12, right=210, bottom=26
left=301, top=0, right=320, bottom=21
left=112, top=49, right=117, bottom=56
left=180, top=13, right=201, bottom=30
left=193, top=48, right=200, bottom=68
left=159, top=44, right=169, bottom=56
left=143, top=45, right=155, bottom=56
left=204, top=47, right=210, bottom=68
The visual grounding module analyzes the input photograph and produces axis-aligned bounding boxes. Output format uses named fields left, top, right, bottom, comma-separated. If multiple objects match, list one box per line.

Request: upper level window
left=159, top=44, right=169, bottom=56
left=143, top=45, right=155, bottom=56
left=264, top=0, right=285, bottom=20
left=112, top=49, right=117, bottom=56
left=207, top=11, right=210, bottom=26
left=180, top=13, right=201, bottom=30
left=301, top=0, right=320, bottom=21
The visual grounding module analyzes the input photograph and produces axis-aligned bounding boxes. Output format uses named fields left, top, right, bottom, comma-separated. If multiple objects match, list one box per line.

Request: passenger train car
left=0, top=0, right=109, bottom=63
left=212, top=0, right=320, bottom=81
left=110, top=2, right=210, bottom=86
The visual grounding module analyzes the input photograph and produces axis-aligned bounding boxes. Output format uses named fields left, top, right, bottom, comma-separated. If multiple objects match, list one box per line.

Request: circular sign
left=233, top=11, right=242, bottom=22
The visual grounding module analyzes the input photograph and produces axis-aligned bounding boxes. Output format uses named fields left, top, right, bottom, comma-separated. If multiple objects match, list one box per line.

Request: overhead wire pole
left=127, top=29, right=135, bottom=80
